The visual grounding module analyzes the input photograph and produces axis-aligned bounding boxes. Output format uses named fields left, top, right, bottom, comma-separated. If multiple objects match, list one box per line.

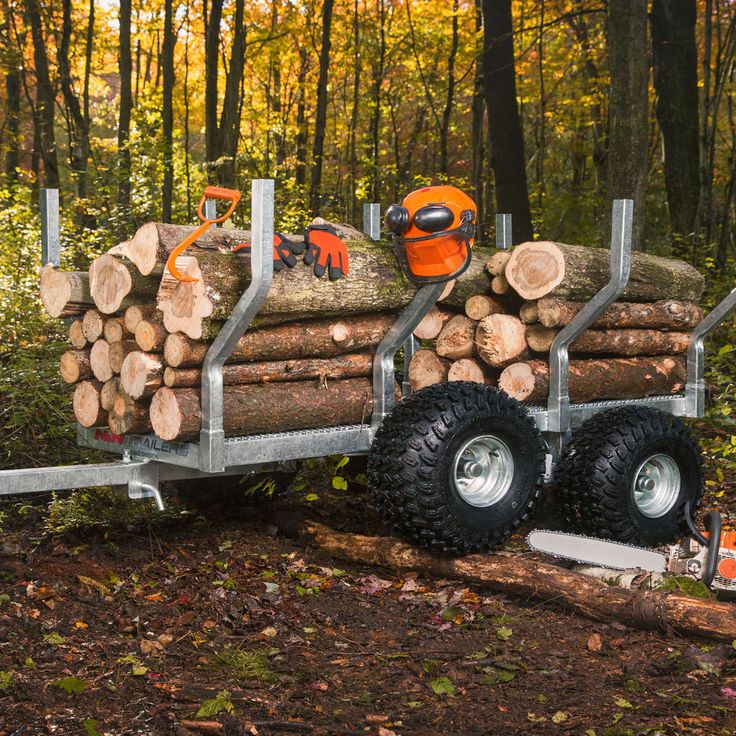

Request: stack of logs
left=409, top=241, right=705, bottom=403
left=41, top=223, right=705, bottom=442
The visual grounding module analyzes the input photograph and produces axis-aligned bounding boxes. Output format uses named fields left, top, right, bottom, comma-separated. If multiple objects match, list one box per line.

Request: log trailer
left=2, top=180, right=736, bottom=567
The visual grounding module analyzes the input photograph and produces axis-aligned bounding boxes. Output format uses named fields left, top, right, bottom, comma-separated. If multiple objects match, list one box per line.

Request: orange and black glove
left=233, top=233, right=306, bottom=272
left=304, top=224, right=350, bottom=280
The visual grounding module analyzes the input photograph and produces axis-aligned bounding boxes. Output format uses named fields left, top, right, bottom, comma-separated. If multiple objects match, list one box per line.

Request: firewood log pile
left=41, top=223, right=705, bottom=441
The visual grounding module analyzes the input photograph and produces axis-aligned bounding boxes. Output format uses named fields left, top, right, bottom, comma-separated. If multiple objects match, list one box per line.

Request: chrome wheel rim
left=632, top=453, right=681, bottom=518
left=451, top=435, right=514, bottom=508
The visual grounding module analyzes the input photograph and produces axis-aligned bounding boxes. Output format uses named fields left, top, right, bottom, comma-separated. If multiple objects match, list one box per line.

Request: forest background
left=1, top=0, right=736, bottom=476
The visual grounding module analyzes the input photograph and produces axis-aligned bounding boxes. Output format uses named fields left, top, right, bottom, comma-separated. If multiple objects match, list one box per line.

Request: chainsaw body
left=669, top=531, right=736, bottom=593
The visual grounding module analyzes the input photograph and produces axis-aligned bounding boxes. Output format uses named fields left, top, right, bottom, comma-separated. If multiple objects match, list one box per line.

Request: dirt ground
left=1, top=470, right=736, bottom=736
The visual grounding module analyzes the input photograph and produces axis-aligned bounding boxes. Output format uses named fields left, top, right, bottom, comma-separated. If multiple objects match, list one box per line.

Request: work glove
left=233, top=233, right=306, bottom=272
left=304, top=224, right=350, bottom=280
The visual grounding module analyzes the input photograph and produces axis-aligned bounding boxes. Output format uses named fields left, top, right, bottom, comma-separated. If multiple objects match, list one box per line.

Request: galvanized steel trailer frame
left=1, top=183, right=735, bottom=506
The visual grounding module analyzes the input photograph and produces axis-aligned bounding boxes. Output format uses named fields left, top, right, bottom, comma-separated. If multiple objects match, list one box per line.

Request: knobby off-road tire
left=368, top=382, right=546, bottom=554
left=553, top=406, right=703, bottom=546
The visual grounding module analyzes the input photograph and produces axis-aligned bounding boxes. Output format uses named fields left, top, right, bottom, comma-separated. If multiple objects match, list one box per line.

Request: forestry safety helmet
left=384, top=185, right=476, bottom=283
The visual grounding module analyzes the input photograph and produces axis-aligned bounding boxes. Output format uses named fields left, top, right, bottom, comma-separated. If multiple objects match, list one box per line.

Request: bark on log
left=108, top=392, right=152, bottom=435
left=100, top=377, right=122, bottom=411
left=149, top=378, right=374, bottom=441
left=525, top=325, right=691, bottom=356
left=89, top=253, right=162, bottom=314
left=108, top=340, right=140, bottom=374
left=120, top=351, right=164, bottom=399
left=505, top=241, right=705, bottom=302
left=436, top=315, right=478, bottom=360
left=72, top=379, right=105, bottom=427
left=68, top=320, right=87, bottom=349
left=536, top=297, right=705, bottom=330
left=486, top=250, right=512, bottom=276
left=82, top=309, right=105, bottom=343
left=413, top=306, right=454, bottom=340
left=59, top=350, right=92, bottom=384
left=163, top=352, right=374, bottom=389
left=103, top=317, right=132, bottom=343
left=39, top=265, right=93, bottom=318
left=464, top=295, right=508, bottom=321
left=498, top=356, right=687, bottom=403
left=134, top=319, right=167, bottom=352
left=407, top=349, right=450, bottom=391
left=475, top=314, right=529, bottom=368
left=164, top=313, right=396, bottom=368
left=518, top=301, right=539, bottom=325
left=156, top=244, right=493, bottom=339
left=301, top=521, right=736, bottom=642
left=124, top=304, right=159, bottom=334
left=89, top=340, right=113, bottom=382
left=447, top=358, right=494, bottom=385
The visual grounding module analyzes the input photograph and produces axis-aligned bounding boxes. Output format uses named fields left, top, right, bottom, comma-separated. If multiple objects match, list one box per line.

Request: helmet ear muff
left=384, top=204, right=410, bottom=234
left=412, top=204, right=454, bottom=233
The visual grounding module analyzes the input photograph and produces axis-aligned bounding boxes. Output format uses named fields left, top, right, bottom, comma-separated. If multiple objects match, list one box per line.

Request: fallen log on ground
left=505, top=241, right=705, bottom=302
left=39, top=266, right=93, bottom=318
left=301, top=521, right=736, bottom=641
left=498, top=355, right=687, bottom=403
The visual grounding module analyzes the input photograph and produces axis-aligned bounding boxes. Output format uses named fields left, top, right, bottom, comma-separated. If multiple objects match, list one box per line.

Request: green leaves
left=0, top=671, right=14, bottom=690
left=496, top=626, right=513, bottom=641
left=196, top=690, right=235, bottom=718
left=430, top=676, right=455, bottom=698
left=43, top=632, right=65, bottom=645
left=52, top=676, right=88, bottom=694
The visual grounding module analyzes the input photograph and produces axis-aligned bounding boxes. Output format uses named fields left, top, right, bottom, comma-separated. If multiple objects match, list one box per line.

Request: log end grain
left=150, top=387, right=202, bottom=441
left=60, top=350, right=91, bottom=384
left=135, top=319, right=167, bottom=352
left=407, top=349, right=449, bottom=391
left=120, top=351, right=164, bottom=400
left=89, top=340, right=113, bottom=383
left=40, top=265, right=72, bottom=318
left=436, top=315, right=477, bottom=360
left=73, top=380, right=105, bottom=427
left=82, top=309, right=105, bottom=343
left=505, top=241, right=566, bottom=301
left=476, top=314, right=528, bottom=368
left=157, top=257, right=214, bottom=339
left=89, top=254, right=133, bottom=314
left=68, top=320, right=88, bottom=349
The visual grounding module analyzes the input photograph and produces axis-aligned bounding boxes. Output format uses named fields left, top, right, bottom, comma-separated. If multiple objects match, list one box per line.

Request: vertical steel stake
left=496, top=213, right=512, bottom=250
left=40, top=188, right=61, bottom=267
left=363, top=203, right=381, bottom=241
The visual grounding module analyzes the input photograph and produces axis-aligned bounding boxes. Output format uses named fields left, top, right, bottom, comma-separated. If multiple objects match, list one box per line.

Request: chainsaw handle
left=197, top=186, right=242, bottom=224
left=702, top=509, right=722, bottom=588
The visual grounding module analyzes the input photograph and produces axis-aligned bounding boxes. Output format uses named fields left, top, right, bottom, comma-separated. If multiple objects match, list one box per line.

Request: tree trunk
left=3, top=0, right=21, bottom=184
left=150, top=377, right=374, bottom=441
left=164, top=313, right=397, bottom=367
left=650, top=0, right=700, bottom=249
left=439, top=0, right=459, bottom=175
left=203, top=0, right=224, bottom=166
left=475, top=314, right=528, bottom=368
left=73, top=379, right=105, bottom=427
left=308, top=0, right=335, bottom=216
left=407, top=349, right=450, bottom=391
left=481, top=0, right=533, bottom=243
left=163, top=352, right=373, bottom=389
left=301, top=521, right=736, bottom=642
left=117, top=0, right=133, bottom=223
left=607, top=0, right=649, bottom=251
left=504, top=241, right=704, bottom=302
left=436, top=315, right=477, bottom=360
left=161, top=0, right=175, bottom=221
left=40, top=267, right=93, bottom=318
left=498, top=356, right=687, bottom=403
left=535, top=298, right=704, bottom=330
left=525, top=325, right=691, bottom=356
left=120, top=351, right=164, bottom=399
left=470, top=0, right=485, bottom=229
left=60, top=350, right=92, bottom=384
left=89, top=254, right=162, bottom=314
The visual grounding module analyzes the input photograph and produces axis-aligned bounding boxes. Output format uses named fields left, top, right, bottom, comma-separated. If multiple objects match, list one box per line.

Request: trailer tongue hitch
left=127, top=480, right=165, bottom=512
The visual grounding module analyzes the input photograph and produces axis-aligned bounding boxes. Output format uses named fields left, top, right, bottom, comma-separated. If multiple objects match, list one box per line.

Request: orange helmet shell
left=400, top=185, right=476, bottom=280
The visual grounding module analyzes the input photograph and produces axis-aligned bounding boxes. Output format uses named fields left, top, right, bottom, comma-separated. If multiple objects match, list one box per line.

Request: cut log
left=486, top=250, right=512, bottom=276
left=103, top=317, right=132, bottom=343
left=525, top=325, right=692, bottom=356
left=149, top=377, right=374, bottom=441
left=464, top=295, right=508, bottom=321
left=475, top=314, right=529, bottom=368
left=124, top=304, right=159, bottom=334
left=100, top=377, right=122, bottom=411
left=447, top=358, right=494, bottom=385
left=505, top=241, right=705, bottom=302
left=120, top=351, right=164, bottom=399
left=72, top=380, right=105, bottom=428
left=39, top=265, right=93, bottom=318
left=89, top=340, right=113, bottom=382
left=407, top=349, right=451, bottom=391
left=535, top=297, right=706, bottom=330
left=68, top=320, right=87, bottom=349
left=134, top=319, right=167, bottom=352
left=108, top=340, right=139, bottom=374
left=498, top=356, right=687, bottom=403
left=108, top=392, right=152, bottom=435
left=155, top=244, right=493, bottom=339
left=518, top=301, right=539, bottom=325
left=82, top=309, right=105, bottom=343
left=413, top=306, right=454, bottom=340
left=164, top=313, right=397, bottom=368
left=163, top=352, right=374, bottom=389
left=490, top=274, right=510, bottom=295
left=89, top=253, right=162, bottom=314
left=436, top=315, right=477, bottom=360
left=59, top=350, right=92, bottom=384
left=301, top=521, right=736, bottom=642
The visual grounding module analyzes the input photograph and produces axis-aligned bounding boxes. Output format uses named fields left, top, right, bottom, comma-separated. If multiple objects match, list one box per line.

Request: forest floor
left=2, top=460, right=736, bottom=736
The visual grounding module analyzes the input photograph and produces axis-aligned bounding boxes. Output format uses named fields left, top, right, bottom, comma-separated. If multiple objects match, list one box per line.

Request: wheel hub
left=632, top=453, right=681, bottom=518
left=451, top=435, right=514, bottom=508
